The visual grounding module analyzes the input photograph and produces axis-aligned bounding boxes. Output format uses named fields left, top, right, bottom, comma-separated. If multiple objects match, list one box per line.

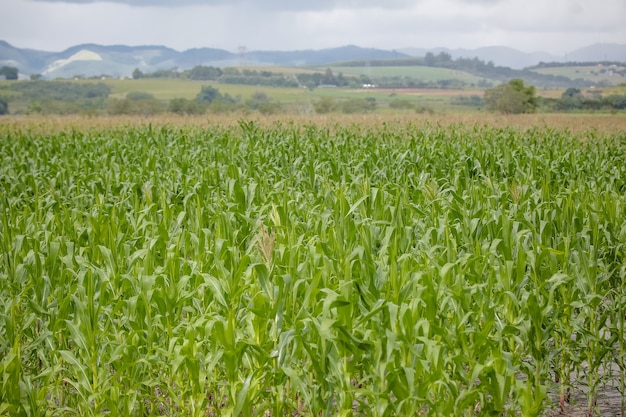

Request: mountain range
left=1, top=40, right=625, bottom=80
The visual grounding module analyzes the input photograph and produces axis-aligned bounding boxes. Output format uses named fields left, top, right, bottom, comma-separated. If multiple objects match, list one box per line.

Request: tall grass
left=0, top=121, right=625, bottom=416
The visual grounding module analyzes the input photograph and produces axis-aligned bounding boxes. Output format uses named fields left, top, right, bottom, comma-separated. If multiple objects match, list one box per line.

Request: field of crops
left=1, top=119, right=625, bottom=416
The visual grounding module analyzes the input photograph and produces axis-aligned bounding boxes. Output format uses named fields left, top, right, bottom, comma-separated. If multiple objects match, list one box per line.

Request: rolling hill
left=1, top=40, right=624, bottom=84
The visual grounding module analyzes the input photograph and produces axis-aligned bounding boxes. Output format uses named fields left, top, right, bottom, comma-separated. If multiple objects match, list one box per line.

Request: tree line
left=484, top=79, right=626, bottom=114
left=335, top=52, right=591, bottom=88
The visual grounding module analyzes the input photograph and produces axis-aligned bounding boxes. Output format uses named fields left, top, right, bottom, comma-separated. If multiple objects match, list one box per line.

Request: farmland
left=322, top=66, right=487, bottom=85
left=530, top=65, right=626, bottom=87
left=1, top=116, right=625, bottom=416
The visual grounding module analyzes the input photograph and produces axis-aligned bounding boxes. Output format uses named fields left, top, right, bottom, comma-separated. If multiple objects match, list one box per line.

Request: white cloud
left=1, top=0, right=624, bottom=54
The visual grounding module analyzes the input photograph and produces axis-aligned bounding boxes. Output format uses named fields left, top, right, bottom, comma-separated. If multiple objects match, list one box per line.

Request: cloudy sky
left=1, top=0, right=625, bottom=54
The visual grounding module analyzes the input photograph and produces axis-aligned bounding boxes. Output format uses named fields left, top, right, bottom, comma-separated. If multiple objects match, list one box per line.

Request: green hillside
left=322, top=65, right=488, bottom=85
left=531, top=65, right=626, bottom=86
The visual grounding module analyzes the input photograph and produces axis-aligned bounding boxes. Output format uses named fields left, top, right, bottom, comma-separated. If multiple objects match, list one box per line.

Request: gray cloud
left=30, top=0, right=417, bottom=11
left=5, top=0, right=625, bottom=55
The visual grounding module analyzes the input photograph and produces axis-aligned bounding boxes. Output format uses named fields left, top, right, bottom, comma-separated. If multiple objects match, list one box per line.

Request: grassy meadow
left=322, top=66, right=486, bottom=84
left=531, top=66, right=626, bottom=86
left=1, top=116, right=626, bottom=416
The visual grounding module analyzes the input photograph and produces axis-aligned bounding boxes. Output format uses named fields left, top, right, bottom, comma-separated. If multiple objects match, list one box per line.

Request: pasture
left=530, top=65, right=626, bottom=87
left=321, top=65, right=487, bottom=85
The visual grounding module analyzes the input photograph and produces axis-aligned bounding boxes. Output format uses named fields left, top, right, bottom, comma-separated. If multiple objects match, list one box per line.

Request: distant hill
left=0, top=40, right=54, bottom=75
left=563, top=43, right=626, bottom=63
left=246, top=45, right=407, bottom=67
left=1, top=40, right=624, bottom=81
left=399, top=44, right=626, bottom=70
left=399, top=46, right=557, bottom=70
left=0, top=41, right=408, bottom=79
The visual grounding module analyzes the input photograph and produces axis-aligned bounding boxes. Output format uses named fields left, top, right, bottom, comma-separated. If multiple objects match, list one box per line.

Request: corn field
left=1, top=120, right=625, bottom=416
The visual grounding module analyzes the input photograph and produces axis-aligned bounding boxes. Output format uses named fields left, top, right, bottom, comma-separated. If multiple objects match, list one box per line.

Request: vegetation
left=168, top=97, right=207, bottom=115
left=219, top=69, right=300, bottom=88
left=1, top=120, right=625, bottom=416
left=1, top=74, right=625, bottom=116
left=185, top=65, right=223, bottom=81
left=541, top=88, right=626, bottom=112
left=106, top=92, right=165, bottom=116
left=485, top=79, right=538, bottom=114
left=0, top=66, right=18, bottom=80
left=0, top=80, right=111, bottom=115
left=331, top=52, right=587, bottom=88
left=135, top=65, right=349, bottom=89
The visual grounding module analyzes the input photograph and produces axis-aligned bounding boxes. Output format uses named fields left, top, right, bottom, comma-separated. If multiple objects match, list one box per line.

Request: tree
left=0, top=66, right=18, bottom=80
left=132, top=68, right=144, bottom=79
left=424, top=52, right=436, bottom=66
left=196, top=85, right=221, bottom=104
left=168, top=98, right=206, bottom=115
left=604, top=94, right=626, bottom=110
left=560, top=88, right=584, bottom=110
left=107, top=97, right=164, bottom=116
left=484, top=79, right=537, bottom=114
left=186, top=65, right=222, bottom=81
left=313, top=97, right=335, bottom=114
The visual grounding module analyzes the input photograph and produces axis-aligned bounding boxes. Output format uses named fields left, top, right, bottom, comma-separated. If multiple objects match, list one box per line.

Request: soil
left=544, top=364, right=624, bottom=417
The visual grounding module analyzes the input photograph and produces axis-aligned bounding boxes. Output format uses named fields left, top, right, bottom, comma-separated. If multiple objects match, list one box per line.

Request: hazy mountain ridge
left=399, top=46, right=558, bottom=70
left=399, top=44, right=626, bottom=69
left=0, top=40, right=624, bottom=79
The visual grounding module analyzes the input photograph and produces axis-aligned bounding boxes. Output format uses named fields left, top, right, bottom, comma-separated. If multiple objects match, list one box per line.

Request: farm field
left=530, top=66, right=626, bottom=86
left=94, top=78, right=313, bottom=103
left=322, top=65, right=487, bottom=85
left=1, top=117, right=625, bottom=416
left=0, top=78, right=578, bottom=116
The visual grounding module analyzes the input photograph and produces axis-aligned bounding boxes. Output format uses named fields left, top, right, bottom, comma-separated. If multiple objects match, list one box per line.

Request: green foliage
left=334, top=53, right=585, bottom=88
left=0, top=80, right=111, bottom=114
left=168, top=97, right=206, bottom=115
left=185, top=65, right=223, bottom=81
left=143, top=68, right=180, bottom=78
left=543, top=90, right=626, bottom=112
left=106, top=91, right=163, bottom=115
left=313, top=96, right=335, bottom=114
left=604, top=94, right=626, bottom=109
left=207, top=99, right=244, bottom=114
left=485, top=79, right=538, bottom=113
left=219, top=70, right=299, bottom=87
left=389, top=98, right=414, bottom=109
left=244, top=91, right=280, bottom=114
left=0, top=66, right=18, bottom=80
left=106, top=96, right=164, bottom=115
left=1, top=122, right=625, bottom=416
left=196, top=85, right=221, bottom=104
left=338, top=97, right=377, bottom=113
left=560, top=87, right=584, bottom=110
left=125, top=91, right=155, bottom=100
left=132, top=68, right=144, bottom=79
left=256, top=101, right=281, bottom=115
left=451, top=94, right=485, bottom=107
left=296, top=70, right=349, bottom=88
left=0, top=122, right=625, bottom=415
left=8, top=80, right=111, bottom=101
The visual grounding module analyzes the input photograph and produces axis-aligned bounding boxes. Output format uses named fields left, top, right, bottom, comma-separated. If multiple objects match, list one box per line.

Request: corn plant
left=0, top=120, right=625, bottom=416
